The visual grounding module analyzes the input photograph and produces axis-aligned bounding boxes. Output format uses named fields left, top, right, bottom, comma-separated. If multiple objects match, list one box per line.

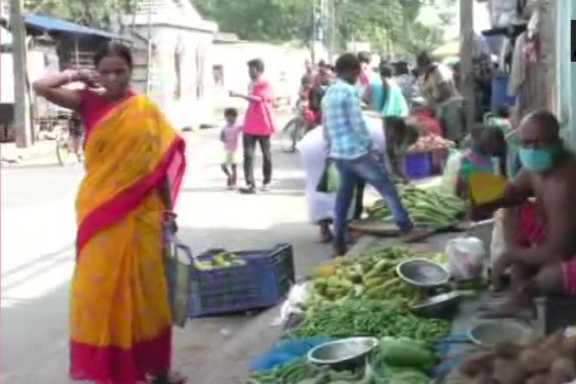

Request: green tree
left=195, top=0, right=449, bottom=56
left=195, top=0, right=312, bottom=43
left=24, top=0, right=137, bottom=30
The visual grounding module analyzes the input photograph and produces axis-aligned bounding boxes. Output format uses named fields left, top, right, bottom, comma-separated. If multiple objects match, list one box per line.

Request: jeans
left=243, top=133, right=272, bottom=187
left=333, top=153, right=413, bottom=253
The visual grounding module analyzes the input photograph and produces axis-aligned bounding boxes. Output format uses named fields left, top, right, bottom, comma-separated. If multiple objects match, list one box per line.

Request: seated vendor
left=443, top=125, right=507, bottom=202
left=474, top=110, right=576, bottom=317
left=384, top=116, right=421, bottom=184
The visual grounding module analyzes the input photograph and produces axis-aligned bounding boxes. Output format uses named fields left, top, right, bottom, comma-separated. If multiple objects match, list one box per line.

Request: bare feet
left=478, top=297, right=534, bottom=319
left=319, top=227, right=333, bottom=243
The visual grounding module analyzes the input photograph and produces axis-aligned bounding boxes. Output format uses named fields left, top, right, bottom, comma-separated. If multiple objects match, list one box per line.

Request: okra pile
left=366, top=184, right=468, bottom=229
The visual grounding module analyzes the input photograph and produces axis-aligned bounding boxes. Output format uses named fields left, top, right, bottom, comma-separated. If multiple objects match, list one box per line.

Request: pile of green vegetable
left=310, top=246, right=446, bottom=305
left=366, top=184, right=467, bottom=229
left=248, top=336, right=439, bottom=384
left=287, top=299, right=450, bottom=341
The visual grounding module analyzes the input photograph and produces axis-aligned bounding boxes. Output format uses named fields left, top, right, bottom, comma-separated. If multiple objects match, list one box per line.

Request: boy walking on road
left=229, top=58, right=276, bottom=194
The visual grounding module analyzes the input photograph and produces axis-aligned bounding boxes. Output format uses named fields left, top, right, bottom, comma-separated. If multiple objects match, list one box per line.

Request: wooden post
left=459, top=0, right=475, bottom=131
left=10, top=0, right=31, bottom=148
left=328, top=0, right=336, bottom=62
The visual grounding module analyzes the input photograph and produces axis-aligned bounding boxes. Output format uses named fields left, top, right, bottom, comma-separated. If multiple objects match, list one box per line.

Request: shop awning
left=24, top=14, right=125, bottom=40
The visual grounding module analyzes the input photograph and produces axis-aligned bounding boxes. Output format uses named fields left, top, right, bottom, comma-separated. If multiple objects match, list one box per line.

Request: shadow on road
left=2, top=244, right=74, bottom=280
left=180, top=177, right=304, bottom=196
left=1, top=219, right=328, bottom=384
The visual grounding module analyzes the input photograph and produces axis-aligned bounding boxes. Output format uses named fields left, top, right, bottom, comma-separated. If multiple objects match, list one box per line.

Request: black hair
left=395, top=61, right=409, bottom=75
left=416, top=51, right=433, bottom=67
left=224, top=107, right=238, bottom=118
left=335, top=53, right=361, bottom=74
left=247, top=58, right=265, bottom=73
left=494, top=105, right=511, bottom=119
left=357, top=51, right=372, bottom=64
left=378, top=63, right=394, bottom=78
left=93, top=41, right=133, bottom=68
left=411, top=69, right=419, bottom=77
left=471, top=124, right=505, bottom=143
left=384, top=116, right=407, bottom=131
left=318, top=60, right=327, bottom=68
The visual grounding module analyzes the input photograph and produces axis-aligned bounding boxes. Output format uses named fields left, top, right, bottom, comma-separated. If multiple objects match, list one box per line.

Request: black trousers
left=243, top=133, right=272, bottom=187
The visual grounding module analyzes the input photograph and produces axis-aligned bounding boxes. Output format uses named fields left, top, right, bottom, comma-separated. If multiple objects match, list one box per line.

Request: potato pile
left=458, top=330, right=576, bottom=384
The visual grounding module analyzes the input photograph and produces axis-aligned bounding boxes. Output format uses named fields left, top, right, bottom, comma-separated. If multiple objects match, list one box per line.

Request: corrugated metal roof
left=24, top=14, right=123, bottom=40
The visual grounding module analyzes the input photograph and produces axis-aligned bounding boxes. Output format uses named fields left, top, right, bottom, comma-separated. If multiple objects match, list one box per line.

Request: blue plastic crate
left=491, top=74, right=516, bottom=110
left=403, top=152, right=433, bottom=180
left=188, top=244, right=295, bottom=318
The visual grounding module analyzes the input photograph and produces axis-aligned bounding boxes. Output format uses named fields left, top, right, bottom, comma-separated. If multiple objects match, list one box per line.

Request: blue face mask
left=518, top=147, right=559, bottom=173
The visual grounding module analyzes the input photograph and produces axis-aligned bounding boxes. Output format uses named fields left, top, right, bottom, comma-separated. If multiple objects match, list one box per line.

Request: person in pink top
left=229, top=58, right=276, bottom=194
left=220, top=107, right=243, bottom=189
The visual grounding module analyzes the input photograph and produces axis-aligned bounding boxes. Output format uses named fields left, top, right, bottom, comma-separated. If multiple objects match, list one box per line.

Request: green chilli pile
left=366, top=184, right=468, bottom=229
left=287, top=299, right=450, bottom=341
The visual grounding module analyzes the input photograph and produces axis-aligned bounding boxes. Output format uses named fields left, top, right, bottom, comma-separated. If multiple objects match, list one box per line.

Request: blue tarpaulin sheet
left=24, top=14, right=123, bottom=40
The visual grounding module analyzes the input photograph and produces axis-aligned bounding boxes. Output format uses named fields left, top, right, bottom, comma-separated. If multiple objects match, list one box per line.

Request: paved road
left=1, top=126, right=330, bottom=384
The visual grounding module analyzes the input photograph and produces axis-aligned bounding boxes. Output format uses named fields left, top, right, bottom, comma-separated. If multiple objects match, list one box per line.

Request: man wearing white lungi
left=297, top=115, right=386, bottom=242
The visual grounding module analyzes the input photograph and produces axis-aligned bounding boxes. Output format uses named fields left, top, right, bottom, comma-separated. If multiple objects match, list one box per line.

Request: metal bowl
left=468, top=321, right=532, bottom=348
left=410, top=291, right=461, bottom=319
left=396, top=258, right=450, bottom=288
left=307, top=337, right=379, bottom=371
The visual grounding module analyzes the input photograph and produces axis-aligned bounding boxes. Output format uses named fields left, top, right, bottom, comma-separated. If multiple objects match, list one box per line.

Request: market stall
left=245, top=223, right=576, bottom=384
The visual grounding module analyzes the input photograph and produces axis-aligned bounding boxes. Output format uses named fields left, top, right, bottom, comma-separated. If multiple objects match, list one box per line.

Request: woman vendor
left=297, top=114, right=420, bottom=242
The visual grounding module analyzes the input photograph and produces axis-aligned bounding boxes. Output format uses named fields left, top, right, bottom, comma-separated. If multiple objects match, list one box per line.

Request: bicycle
left=54, top=114, right=84, bottom=166
left=278, top=101, right=306, bottom=153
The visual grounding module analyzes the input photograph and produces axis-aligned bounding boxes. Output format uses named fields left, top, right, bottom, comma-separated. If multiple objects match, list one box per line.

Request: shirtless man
left=475, top=110, right=576, bottom=317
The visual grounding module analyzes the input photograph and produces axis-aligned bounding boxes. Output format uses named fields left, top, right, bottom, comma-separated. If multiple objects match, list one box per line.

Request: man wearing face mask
left=473, top=110, right=576, bottom=318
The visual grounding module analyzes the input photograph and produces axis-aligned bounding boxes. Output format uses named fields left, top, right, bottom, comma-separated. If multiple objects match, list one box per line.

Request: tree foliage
left=24, top=0, right=137, bottom=31
left=195, top=0, right=454, bottom=57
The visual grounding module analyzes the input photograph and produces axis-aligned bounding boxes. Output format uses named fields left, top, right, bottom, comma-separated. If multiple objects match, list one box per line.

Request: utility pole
left=9, top=0, right=32, bottom=148
left=459, top=0, right=475, bottom=132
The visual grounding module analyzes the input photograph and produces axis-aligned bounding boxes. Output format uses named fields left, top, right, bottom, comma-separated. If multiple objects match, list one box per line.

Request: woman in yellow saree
left=32, top=43, right=187, bottom=384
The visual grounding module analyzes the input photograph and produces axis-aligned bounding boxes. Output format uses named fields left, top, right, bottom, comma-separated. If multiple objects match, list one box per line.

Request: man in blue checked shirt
left=322, top=53, right=430, bottom=256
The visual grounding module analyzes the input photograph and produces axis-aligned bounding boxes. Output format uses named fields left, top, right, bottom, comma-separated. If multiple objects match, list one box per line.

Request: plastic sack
left=445, top=236, right=486, bottom=281
left=250, top=337, right=330, bottom=373
left=316, top=161, right=339, bottom=193
left=275, top=282, right=311, bottom=326
left=163, top=233, right=194, bottom=328
left=490, top=210, right=505, bottom=268
left=440, top=149, right=463, bottom=195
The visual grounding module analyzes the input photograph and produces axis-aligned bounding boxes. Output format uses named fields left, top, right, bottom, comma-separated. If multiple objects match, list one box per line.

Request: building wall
left=130, top=25, right=215, bottom=129
left=211, top=41, right=309, bottom=109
